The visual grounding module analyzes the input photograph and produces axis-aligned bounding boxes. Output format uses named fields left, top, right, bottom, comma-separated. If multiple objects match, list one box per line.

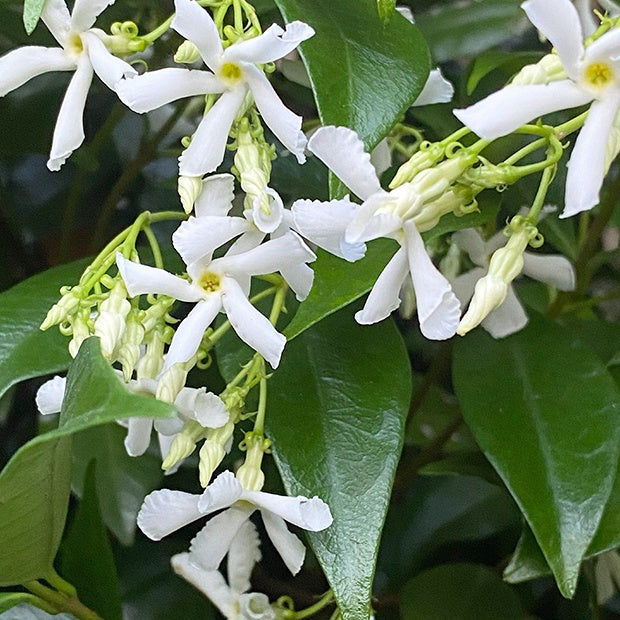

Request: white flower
left=116, top=231, right=315, bottom=370
left=299, top=126, right=461, bottom=340
left=452, top=228, right=576, bottom=337
left=0, top=0, right=136, bottom=170
left=116, top=0, right=314, bottom=176
left=138, top=470, right=333, bottom=575
left=172, top=520, right=275, bottom=620
left=454, top=0, right=620, bottom=218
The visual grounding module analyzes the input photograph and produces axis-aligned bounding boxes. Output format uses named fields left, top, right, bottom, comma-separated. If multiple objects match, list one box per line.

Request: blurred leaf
left=59, top=462, right=122, bottom=620
left=22, top=0, right=45, bottom=35
left=0, top=339, right=174, bottom=586
left=0, top=258, right=89, bottom=400
left=266, top=309, right=412, bottom=620
left=453, top=315, right=620, bottom=597
left=401, top=563, right=523, bottom=619
left=377, top=0, right=396, bottom=22
left=274, top=0, right=430, bottom=149
left=71, top=425, right=164, bottom=546
left=379, top=473, right=519, bottom=587
left=466, top=50, right=543, bottom=95
left=284, top=240, right=397, bottom=340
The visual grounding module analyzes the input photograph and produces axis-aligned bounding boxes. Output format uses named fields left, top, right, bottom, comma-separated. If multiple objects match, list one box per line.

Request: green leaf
left=0, top=258, right=89, bottom=400
left=273, top=0, right=430, bottom=149
left=266, top=309, right=412, bottom=620
left=0, top=339, right=174, bottom=586
left=453, top=315, right=620, bottom=597
left=466, top=50, right=543, bottom=95
left=59, top=462, right=122, bottom=620
left=22, top=0, right=46, bottom=35
left=416, top=0, right=527, bottom=64
left=400, top=564, right=523, bottom=619
left=284, top=240, right=397, bottom=340
left=376, top=0, right=396, bottom=22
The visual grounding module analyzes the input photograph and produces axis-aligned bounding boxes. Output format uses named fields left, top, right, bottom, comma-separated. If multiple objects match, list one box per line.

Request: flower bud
left=68, top=309, right=92, bottom=358
left=389, top=142, right=445, bottom=188
left=511, top=53, right=566, bottom=86
left=94, top=281, right=131, bottom=359
left=236, top=435, right=268, bottom=492
left=157, top=362, right=190, bottom=403
left=174, top=40, right=201, bottom=64
left=178, top=175, right=203, bottom=214
left=40, top=287, right=82, bottom=330
left=136, top=330, right=166, bottom=380
left=117, top=311, right=146, bottom=380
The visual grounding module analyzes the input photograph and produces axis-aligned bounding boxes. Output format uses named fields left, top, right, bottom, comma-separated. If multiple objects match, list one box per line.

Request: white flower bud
left=68, top=310, right=92, bottom=358
left=40, top=288, right=82, bottom=330
left=238, top=593, right=276, bottom=620
left=174, top=40, right=201, bottom=64
left=136, top=330, right=166, bottom=380
left=511, top=53, right=566, bottom=86
left=389, top=142, right=445, bottom=188
left=94, top=281, right=131, bottom=360
left=161, top=432, right=196, bottom=470
left=178, top=175, right=203, bottom=214
left=198, top=441, right=226, bottom=487
left=117, top=313, right=145, bottom=380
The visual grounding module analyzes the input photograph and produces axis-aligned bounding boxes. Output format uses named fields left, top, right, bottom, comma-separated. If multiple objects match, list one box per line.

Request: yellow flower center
left=66, top=32, right=84, bottom=59
left=219, top=62, right=242, bottom=85
left=583, top=62, right=614, bottom=89
left=198, top=271, right=221, bottom=293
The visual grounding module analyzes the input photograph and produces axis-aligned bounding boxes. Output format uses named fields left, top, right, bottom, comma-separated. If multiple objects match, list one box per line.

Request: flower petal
left=404, top=221, right=461, bottom=340
left=195, top=173, right=235, bottom=218
left=242, top=491, right=333, bottom=531
left=413, top=68, right=454, bottom=106
left=116, top=253, right=201, bottom=301
left=251, top=187, right=284, bottom=233
left=243, top=64, right=307, bottom=163
left=172, top=216, right=251, bottom=266
left=40, top=0, right=71, bottom=46
left=260, top=510, right=306, bottom=575
left=454, top=81, right=591, bottom=140
left=179, top=87, right=246, bottom=176
left=189, top=504, right=254, bottom=570
left=227, top=520, right=262, bottom=594
left=116, top=68, right=223, bottom=113
left=35, top=376, right=66, bottom=415
left=450, top=267, right=487, bottom=306
left=171, top=554, right=235, bottom=616
left=137, top=488, right=203, bottom=540
left=190, top=390, right=229, bottom=428
left=197, top=470, right=243, bottom=514
left=563, top=93, right=620, bottom=218
left=47, top=54, right=93, bottom=171
left=124, top=416, right=154, bottom=457
left=521, top=252, right=576, bottom=290
left=279, top=262, right=314, bottom=301
left=225, top=21, right=315, bottom=65
left=291, top=198, right=366, bottom=261
left=71, top=0, right=115, bottom=32
left=522, top=0, right=584, bottom=80
left=307, top=126, right=382, bottom=201
left=452, top=229, right=488, bottom=267
left=481, top=285, right=529, bottom=338
left=163, top=297, right=221, bottom=370
left=221, top=278, right=286, bottom=368
left=355, top=247, right=409, bottom=324
left=83, top=32, right=136, bottom=90
left=172, top=0, right=224, bottom=72
left=0, top=47, right=74, bottom=97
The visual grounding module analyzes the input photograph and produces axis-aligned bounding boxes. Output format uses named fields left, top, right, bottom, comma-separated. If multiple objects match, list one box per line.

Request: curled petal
left=522, top=252, right=576, bottom=290
left=179, top=87, right=246, bottom=176
left=0, top=47, right=74, bottom=97
left=83, top=32, right=136, bottom=90
left=197, top=470, right=243, bottom=514
left=47, top=54, right=93, bottom=171
left=192, top=391, right=229, bottom=428
left=225, top=21, right=315, bottom=65
left=280, top=262, right=314, bottom=302
left=124, top=417, right=154, bottom=457
left=308, top=126, right=382, bottom=201
left=413, top=68, right=454, bottom=106
left=261, top=511, right=306, bottom=575
left=227, top=520, right=262, bottom=594
left=137, top=489, right=202, bottom=540
left=71, top=0, right=115, bottom=32
left=251, top=187, right=284, bottom=234
left=481, top=285, right=529, bottom=338
left=195, top=173, right=235, bottom=218
left=116, top=68, right=223, bottom=113
left=36, top=376, right=66, bottom=415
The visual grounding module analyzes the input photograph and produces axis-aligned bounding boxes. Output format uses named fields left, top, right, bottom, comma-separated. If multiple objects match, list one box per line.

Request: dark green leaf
left=0, top=258, right=89, bottom=400
left=59, top=462, right=122, bottom=620
left=22, top=0, right=46, bottom=35
left=466, top=50, right=543, bottom=95
left=284, top=240, right=397, bottom=340
left=274, top=0, right=430, bottom=149
left=266, top=309, right=412, bottom=620
left=453, top=315, right=620, bottom=597
left=401, top=563, right=523, bottom=619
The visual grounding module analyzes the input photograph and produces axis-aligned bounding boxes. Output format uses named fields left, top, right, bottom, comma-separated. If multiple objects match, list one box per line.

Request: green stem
left=292, top=590, right=336, bottom=619
left=143, top=225, right=163, bottom=268
left=23, top=581, right=103, bottom=620
left=141, top=14, right=174, bottom=44
left=254, top=372, right=268, bottom=434
left=527, top=162, right=555, bottom=223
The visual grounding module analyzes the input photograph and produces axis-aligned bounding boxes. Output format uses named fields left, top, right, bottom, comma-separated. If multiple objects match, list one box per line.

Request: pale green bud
left=117, top=312, right=146, bottom=381
left=68, top=310, right=92, bottom=358
left=174, top=40, right=201, bottom=64
left=156, top=359, right=193, bottom=403
left=136, top=330, right=166, bottom=380
left=511, top=53, right=566, bottom=86
left=142, top=297, right=175, bottom=333
left=94, top=281, right=131, bottom=359
left=389, top=142, right=445, bottom=188
left=40, top=287, right=82, bottom=330
left=457, top=273, right=508, bottom=336
left=236, top=434, right=269, bottom=491
left=178, top=175, right=203, bottom=214
left=161, top=433, right=196, bottom=470
left=198, top=441, right=226, bottom=487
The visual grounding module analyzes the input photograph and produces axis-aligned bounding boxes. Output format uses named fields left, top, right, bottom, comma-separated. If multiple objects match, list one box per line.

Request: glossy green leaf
left=274, top=0, right=431, bottom=149
left=0, top=339, right=174, bottom=586
left=0, top=258, right=89, bottom=400
left=416, top=0, right=527, bottom=63
left=401, top=564, right=523, bottom=619
left=22, top=0, right=45, bottom=35
left=284, top=240, right=397, bottom=340
left=266, top=309, right=412, bottom=620
left=453, top=315, right=620, bottom=597
left=59, top=462, right=122, bottom=620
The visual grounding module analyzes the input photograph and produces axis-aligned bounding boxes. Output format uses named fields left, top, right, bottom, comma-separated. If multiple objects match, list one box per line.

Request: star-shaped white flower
left=116, top=230, right=315, bottom=370
left=116, top=0, right=314, bottom=176
left=452, top=228, right=576, bottom=337
left=298, top=125, right=461, bottom=340
left=0, top=0, right=136, bottom=170
left=172, top=520, right=275, bottom=620
left=454, top=0, right=620, bottom=218
left=139, top=470, right=333, bottom=576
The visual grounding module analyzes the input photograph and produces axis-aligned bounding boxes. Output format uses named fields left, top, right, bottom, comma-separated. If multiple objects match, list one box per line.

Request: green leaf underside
left=453, top=315, right=620, bottom=597
left=22, top=0, right=46, bottom=35
left=0, top=339, right=175, bottom=586
left=274, top=0, right=431, bottom=150
left=0, top=258, right=89, bottom=401
left=266, top=309, right=412, bottom=620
